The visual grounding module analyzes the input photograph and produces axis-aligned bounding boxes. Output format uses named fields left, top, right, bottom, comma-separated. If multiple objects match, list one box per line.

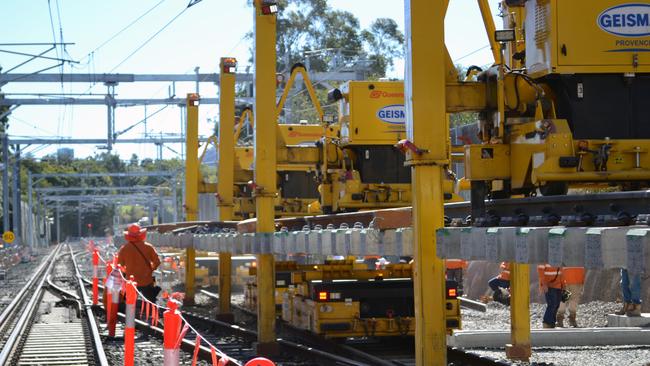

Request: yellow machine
left=230, top=64, right=329, bottom=218
left=243, top=260, right=316, bottom=313
left=464, top=0, right=650, bottom=217
left=320, top=81, right=463, bottom=213
left=281, top=258, right=461, bottom=338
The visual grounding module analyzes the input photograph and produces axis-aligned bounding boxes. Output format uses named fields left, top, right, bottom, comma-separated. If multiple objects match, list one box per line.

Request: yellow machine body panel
left=526, top=0, right=650, bottom=77
left=340, top=81, right=406, bottom=145
left=277, top=124, right=325, bottom=146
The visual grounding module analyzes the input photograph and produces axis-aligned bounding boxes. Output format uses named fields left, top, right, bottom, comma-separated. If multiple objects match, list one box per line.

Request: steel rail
left=0, top=244, right=62, bottom=364
left=71, top=246, right=110, bottom=366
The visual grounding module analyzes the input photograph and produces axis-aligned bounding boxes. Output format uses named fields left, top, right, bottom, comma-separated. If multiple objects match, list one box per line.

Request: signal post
left=216, top=57, right=237, bottom=322
left=253, top=0, right=279, bottom=354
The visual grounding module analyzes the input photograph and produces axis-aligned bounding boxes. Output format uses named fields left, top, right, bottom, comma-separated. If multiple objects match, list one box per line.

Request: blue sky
left=0, top=0, right=501, bottom=160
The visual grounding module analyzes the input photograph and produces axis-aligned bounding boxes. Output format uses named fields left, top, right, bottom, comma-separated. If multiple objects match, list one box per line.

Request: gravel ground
left=0, top=247, right=51, bottom=312
left=462, top=300, right=621, bottom=330
left=461, top=300, right=650, bottom=365
left=471, top=346, right=650, bottom=366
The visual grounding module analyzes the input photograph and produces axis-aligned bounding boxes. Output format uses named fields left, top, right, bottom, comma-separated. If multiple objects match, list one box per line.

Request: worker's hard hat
left=124, top=223, right=147, bottom=242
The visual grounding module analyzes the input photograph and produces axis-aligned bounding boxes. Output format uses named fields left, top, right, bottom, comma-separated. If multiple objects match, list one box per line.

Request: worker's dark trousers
left=488, top=277, right=509, bottom=292
left=543, top=287, right=562, bottom=325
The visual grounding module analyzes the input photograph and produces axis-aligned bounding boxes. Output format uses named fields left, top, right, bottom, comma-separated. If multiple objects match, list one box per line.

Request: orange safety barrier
left=92, top=249, right=99, bottom=305
left=163, top=299, right=182, bottom=366
left=90, top=245, right=276, bottom=366
left=124, top=276, right=137, bottom=366
left=106, top=258, right=122, bottom=338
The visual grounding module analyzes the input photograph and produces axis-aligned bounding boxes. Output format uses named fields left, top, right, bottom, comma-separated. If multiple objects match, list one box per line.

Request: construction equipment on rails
left=281, top=257, right=461, bottom=338
left=462, top=0, right=650, bottom=222
left=320, top=81, right=465, bottom=214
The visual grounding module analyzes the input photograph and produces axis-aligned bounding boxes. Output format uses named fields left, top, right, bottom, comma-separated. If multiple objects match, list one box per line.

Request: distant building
left=57, top=148, right=74, bottom=161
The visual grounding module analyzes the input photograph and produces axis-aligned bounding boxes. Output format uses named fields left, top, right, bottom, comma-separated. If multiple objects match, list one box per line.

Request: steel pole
left=216, top=57, right=237, bottom=321
left=14, top=146, right=21, bottom=244
left=11, top=145, right=21, bottom=245
left=507, top=263, right=532, bottom=360
left=2, top=133, right=9, bottom=233
left=56, top=202, right=60, bottom=244
left=253, top=0, right=278, bottom=353
left=183, top=93, right=200, bottom=305
left=27, top=172, right=33, bottom=248
left=405, top=1, right=448, bottom=365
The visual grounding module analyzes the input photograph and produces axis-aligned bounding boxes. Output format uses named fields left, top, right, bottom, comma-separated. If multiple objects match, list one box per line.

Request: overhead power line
left=109, top=7, right=189, bottom=73
left=80, top=0, right=167, bottom=62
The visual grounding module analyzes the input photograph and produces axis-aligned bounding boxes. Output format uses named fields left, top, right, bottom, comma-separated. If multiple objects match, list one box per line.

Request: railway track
left=0, top=244, right=108, bottom=366
left=198, top=291, right=509, bottom=366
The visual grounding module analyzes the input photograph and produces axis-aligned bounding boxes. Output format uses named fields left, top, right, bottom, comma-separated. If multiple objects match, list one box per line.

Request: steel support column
left=506, top=263, right=532, bottom=361
left=2, top=133, right=9, bottom=233
left=56, top=202, right=61, bottom=244
left=216, top=58, right=237, bottom=322
left=27, top=172, right=33, bottom=248
left=11, top=145, right=21, bottom=245
left=184, top=93, right=200, bottom=305
left=253, top=0, right=278, bottom=352
left=405, top=1, right=448, bottom=365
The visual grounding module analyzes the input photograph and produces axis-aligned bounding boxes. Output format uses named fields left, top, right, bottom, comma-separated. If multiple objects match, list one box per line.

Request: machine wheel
left=539, top=182, right=568, bottom=196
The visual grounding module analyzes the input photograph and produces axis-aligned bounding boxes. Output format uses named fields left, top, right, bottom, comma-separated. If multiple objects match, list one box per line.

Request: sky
left=0, top=0, right=501, bottom=161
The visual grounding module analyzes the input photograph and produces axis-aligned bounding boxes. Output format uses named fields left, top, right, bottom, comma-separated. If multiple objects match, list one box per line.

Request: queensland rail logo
left=377, top=104, right=405, bottom=125
left=598, top=4, right=650, bottom=37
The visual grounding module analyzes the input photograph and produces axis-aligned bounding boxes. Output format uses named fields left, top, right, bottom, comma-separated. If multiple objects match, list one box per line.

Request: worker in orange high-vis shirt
left=445, top=259, right=468, bottom=295
left=538, top=264, right=563, bottom=328
left=118, top=224, right=162, bottom=303
left=488, top=262, right=510, bottom=305
left=556, top=266, right=585, bottom=327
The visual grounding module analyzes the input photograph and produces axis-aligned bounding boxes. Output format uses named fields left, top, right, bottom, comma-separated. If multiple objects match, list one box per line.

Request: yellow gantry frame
left=405, top=0, right=448, bottom=364
left=184, top=93, right=200, bottom=305
left=217, top=57, right=236, bottom=319
left=275, top=64, right=324, bottom=122
left=234, top=108, right=253, bottom=143
left=253, top=0, right=278, bottom=349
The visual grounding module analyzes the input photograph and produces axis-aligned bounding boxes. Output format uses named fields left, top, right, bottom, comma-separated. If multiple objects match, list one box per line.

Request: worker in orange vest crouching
left=538, top=264, right=564, bottom=328
left=118, top=224, right=162, bottom=303
left=556, top=266, right=585, bottom=327
left=445, top=259, right=468, bottom=295
left=488, top=262, right=510, bottom=305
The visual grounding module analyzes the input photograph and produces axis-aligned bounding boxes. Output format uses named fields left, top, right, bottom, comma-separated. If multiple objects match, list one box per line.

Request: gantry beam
left=7, top=137, right=208, bottom=145
left=0, top=98, right=219, bottom=106
left=31, top=171, right=177, bottom=179
left=0, top=72, right=361, bottom=85
left=34, top=186, right=166, bottom=193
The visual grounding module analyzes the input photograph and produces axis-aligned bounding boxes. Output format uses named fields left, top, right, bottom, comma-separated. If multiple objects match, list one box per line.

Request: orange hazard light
left=447, top=288, right=457, bottom=298
left=318, top=291, right=328, bottom=301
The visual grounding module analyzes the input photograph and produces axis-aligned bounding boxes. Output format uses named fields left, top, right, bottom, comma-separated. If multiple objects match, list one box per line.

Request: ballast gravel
left=461, top=300, right=650, bottom=366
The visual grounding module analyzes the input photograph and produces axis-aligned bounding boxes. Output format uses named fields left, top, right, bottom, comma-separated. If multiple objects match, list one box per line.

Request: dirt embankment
left=463, top=261, right=650, bottom=311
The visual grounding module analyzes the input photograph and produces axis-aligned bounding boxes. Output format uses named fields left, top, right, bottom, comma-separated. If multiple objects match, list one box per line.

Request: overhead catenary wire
left=78, top=0, right=167, bottom=64
left=108, top=7, right=189, bottom=73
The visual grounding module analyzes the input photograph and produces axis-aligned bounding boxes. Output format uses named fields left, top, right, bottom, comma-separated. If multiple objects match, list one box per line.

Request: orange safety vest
left=497, top=262, right=510, bottom=281
left=537, top=264, right=563, bottom=289
left=446, top=259, right=468, bottom=270
left=562, top=267, right=585, bottom=285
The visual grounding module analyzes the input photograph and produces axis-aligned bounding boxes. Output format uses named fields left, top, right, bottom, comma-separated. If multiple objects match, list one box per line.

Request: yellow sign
left=2, top=231, right=15, bottom=244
